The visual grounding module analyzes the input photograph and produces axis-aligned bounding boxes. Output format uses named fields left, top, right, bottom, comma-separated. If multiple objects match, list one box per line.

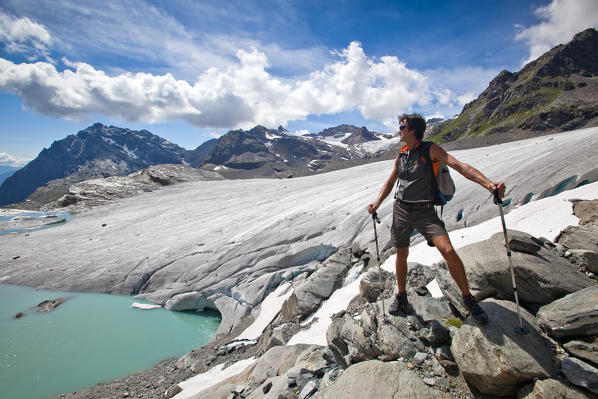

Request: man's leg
left=433, top=234, right=488, bottom=323
left=389, top=247, right=410, bottom=316
left=432, top=234, right=470, bottom=295
left=395, top=247, right=409, bottom=293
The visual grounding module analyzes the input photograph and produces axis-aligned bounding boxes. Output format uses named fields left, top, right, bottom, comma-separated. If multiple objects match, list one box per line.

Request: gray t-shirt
left=395, top=142, right=435, bottom=202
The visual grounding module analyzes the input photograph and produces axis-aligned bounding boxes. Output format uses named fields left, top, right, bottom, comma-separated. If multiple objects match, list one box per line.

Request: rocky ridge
left=427, top=28, right=598, bottom=145
left=173, top=201, right=598, bottom=398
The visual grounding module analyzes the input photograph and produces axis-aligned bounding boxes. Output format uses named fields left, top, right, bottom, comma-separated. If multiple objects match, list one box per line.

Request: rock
left=37, top=297, right=67, bottom=312
left=413, top=352, right=428, bottom=365
left=299, top=380, right=318, bottom=399
left=557, top=224, right=598, bottom=253
left=451, top=230, right=594, bottom=307
left=564, top=337, right=598, bottom=366
left=326, top=300, right=419, bottom=368
left=561, top=357, right=598, bottom=394
left=194, top=345, right=314, bottom=398
left=517, top=378, right=597, bottom=399
left=409, top=294, right=452, bottom=322
left=359, top=268, right=383, bottom=303
left=314, top=360, right=450, bottom=398
left=569, top=249, right=598, bottom=273
left=509, top=234, right=542, bottom=254
left=426, top=320, right=450, bottom=346
left=573, top=200, right=598, bottom=226
left=451, top=299, right=556, bottom=396
left=537, top=285, right=598, bottom=339
left=282, top=249, right=351, bottom=321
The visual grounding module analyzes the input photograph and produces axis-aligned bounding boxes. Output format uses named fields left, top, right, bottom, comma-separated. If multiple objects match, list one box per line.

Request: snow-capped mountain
left=0, top=123, right=189, bottom=206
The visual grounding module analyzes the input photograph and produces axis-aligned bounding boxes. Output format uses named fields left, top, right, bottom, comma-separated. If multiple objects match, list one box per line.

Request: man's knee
left=433, top=235, right=456, bottom=256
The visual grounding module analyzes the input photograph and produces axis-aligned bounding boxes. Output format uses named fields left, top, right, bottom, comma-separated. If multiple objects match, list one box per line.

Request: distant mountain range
left=0, top=123, right=189, bottom=207
left=2, top=28, right=598, bottom=209
left=427, top=28, right=598, bottom=145
left=0, top=123, right=396, bottom=207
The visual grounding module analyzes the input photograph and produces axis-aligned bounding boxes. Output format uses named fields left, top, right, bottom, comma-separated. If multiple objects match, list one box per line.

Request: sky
left=1, top=0, right=598, bottom=166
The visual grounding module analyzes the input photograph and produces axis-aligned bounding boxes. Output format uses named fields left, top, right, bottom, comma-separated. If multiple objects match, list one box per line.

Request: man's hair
left=399, top=113, right=426, bottom=141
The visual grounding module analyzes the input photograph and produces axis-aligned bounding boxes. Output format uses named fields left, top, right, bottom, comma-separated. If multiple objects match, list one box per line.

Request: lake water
left=0, top=284, right=220, bottom=399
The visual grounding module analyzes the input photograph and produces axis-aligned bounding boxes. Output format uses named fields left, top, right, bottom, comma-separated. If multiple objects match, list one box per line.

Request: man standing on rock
left=367, top=113, right=505, bottom=323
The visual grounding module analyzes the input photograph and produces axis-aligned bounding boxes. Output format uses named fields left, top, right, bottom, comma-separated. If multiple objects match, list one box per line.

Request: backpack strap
left=420, top=141, right=446, bottom=217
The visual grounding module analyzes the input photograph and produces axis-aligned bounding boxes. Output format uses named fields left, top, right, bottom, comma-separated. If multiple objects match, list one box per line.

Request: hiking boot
left=462, top=294, right=488, bottom=324
left=389, top=292, right=409, bottom=316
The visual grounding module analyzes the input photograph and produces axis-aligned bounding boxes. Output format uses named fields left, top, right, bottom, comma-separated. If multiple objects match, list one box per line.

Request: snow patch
left=235, top=282, right=293, bottom=341
left=174, top=357, right=256, bottom=399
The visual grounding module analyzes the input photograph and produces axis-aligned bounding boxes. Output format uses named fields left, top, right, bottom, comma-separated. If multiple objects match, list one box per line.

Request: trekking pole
left=493, top=189, right=529, bottom=335
left=372, top=212, right=387, bottom=320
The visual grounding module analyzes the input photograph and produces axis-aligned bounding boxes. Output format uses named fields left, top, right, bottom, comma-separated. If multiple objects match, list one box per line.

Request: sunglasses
left=399, top=125, right=408, bottom=131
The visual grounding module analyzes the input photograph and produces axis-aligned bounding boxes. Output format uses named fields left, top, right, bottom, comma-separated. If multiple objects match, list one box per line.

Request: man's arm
left=429, top=143, right=505, bottom=197
left=367, top=155, right=399, bottom=214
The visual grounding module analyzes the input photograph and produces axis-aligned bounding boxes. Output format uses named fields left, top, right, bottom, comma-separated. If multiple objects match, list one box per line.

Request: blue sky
left=1, top=0, right=598, bottom=166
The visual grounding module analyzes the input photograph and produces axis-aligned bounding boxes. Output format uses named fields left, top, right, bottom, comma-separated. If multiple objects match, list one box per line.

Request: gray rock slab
left=564, top=337, right=598, bottom=366
left=314, top=359, right=450, bottom=399
left=451, top=298, right=556, bottom=396
left=561, top=357, right=598, bottom=394
left=518, top=378, right=598, bottom=399
left=537, top=285, right=598, bottom=339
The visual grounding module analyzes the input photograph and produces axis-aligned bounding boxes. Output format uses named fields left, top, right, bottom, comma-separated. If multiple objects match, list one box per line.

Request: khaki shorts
left=390, top=200, right=448, bottom=248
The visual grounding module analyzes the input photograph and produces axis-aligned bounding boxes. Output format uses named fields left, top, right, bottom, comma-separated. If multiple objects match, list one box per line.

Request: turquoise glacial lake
left=0, top=284, right=220, bottom=399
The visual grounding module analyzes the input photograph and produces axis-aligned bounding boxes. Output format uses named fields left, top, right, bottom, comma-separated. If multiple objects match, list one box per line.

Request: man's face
left=398, top=120, right=412, bottom=142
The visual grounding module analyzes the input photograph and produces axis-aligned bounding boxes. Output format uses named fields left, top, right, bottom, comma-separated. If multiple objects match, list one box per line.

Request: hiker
left=367, top=113, right=505, bottom=323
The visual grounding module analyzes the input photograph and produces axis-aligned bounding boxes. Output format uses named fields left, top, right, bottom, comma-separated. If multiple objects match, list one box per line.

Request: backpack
left=420, top=141, right=455, bottom=206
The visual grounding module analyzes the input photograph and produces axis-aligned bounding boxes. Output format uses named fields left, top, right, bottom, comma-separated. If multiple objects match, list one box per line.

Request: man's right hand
left=367, top=203, right=378, bottom=214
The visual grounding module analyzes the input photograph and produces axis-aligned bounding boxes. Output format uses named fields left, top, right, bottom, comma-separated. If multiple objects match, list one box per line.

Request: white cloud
left=0, top=10, right=52, bottom=61
left=0, top=41, right=479, bottom=131
left=516, top=0, right=598, bottom=65
left=0, top=152, right=30, bottom=167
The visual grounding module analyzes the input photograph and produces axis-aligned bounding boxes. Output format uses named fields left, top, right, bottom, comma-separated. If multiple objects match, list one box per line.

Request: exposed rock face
left=0, top=123, right=190, bottom=206
left=561, top=357, right=598, bottom=394
left=451, top=299, right=556, bottom=396
left=326, top=300, right=421, bottom=368
left=202, top=125, right=352, bottom=178
left=281, top=248, right=353, bottom=322
left=314, top=360, right=450, bottom=399
left=427, top=28, right=598, bottom=144
left=536, top=285, right=598, bottom=339
left=41, top=164, right=223, bottom=213
left=189, top=344, right=339, bottom=399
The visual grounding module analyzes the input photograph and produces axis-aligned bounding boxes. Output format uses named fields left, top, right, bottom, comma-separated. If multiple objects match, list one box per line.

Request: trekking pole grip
left=492, top=188, right=503, bottom=205
left=372, top=212, right=381, bottom=224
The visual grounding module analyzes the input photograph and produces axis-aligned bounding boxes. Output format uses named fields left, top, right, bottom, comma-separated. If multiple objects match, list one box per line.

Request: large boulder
left=537, top=285, right=598, bottom=339
left=326, top=300, right=421, bottom=368
left=451, top=299, right=556, bottom=396
left=454, top=230, right=594, bottom=306
left=314, top=359, right=450, bottom=399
